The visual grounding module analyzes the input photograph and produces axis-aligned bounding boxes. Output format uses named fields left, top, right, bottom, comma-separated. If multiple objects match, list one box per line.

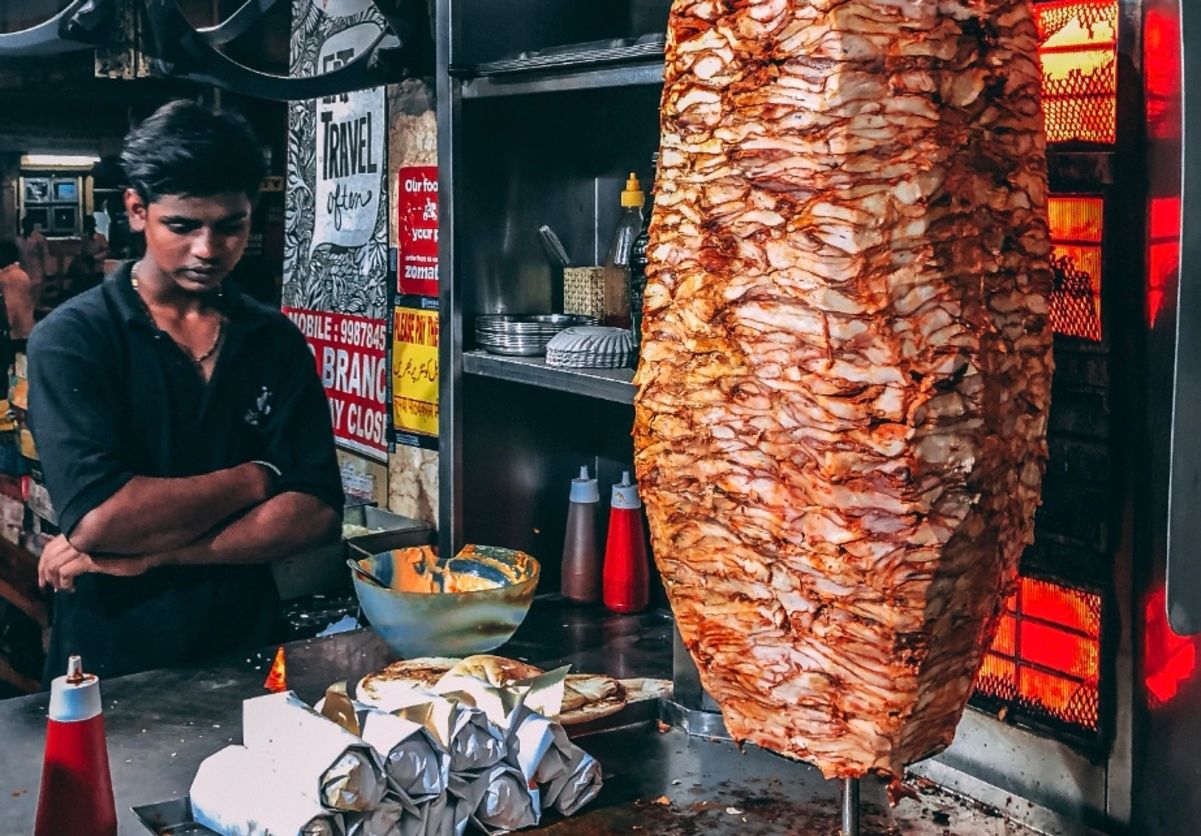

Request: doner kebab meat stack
left=634, top=0, right=1053, bottom=780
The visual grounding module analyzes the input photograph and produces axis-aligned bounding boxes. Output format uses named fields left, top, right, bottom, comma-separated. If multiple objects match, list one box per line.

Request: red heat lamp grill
left=1047, top=194, right=1105, bottom=342
left=974, top=0, right=1117, bottom=739
left=975, top=577, right=1103, bottom=736
left=1035, top=0, right=1119, bottom=145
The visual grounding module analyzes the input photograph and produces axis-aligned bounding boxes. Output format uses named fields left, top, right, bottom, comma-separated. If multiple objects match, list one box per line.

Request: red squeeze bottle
left=602, top=471, right=650, bottom=614
left=35, top=655, right=117, bottom=836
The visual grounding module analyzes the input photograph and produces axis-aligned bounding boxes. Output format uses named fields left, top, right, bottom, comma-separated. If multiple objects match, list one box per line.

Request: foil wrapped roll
left=346, top=795, right=426, bottom=836
left=447, top=765, right=540, bottom=835
left=445, top=703, right=507, bottom=773
left=510, top=705, right=602, bottom=816
left=356, top=706, right=450, bottom=799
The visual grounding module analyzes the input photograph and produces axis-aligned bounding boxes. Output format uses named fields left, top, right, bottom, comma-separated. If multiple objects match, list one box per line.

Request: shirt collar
left=106, top=260, right=266, bottom=332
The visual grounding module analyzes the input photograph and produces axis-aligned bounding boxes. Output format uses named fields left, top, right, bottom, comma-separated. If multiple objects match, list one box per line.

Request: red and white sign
left=397, top=165, right=439, bottom=297
left=284, top=308, right=389, bottom=461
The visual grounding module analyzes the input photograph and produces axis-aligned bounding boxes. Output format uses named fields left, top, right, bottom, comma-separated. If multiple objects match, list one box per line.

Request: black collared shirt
left=27, top=261, right=344, bottom=682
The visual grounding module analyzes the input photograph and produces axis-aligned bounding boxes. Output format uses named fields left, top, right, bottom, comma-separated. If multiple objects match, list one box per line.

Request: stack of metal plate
left=475, top=314, right=597, bottom=356
left=546, top=326, right=633, bottom=369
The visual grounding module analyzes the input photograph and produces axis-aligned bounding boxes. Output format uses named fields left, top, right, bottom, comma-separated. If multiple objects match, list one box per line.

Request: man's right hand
left=38, top=535, right=154, bottom=592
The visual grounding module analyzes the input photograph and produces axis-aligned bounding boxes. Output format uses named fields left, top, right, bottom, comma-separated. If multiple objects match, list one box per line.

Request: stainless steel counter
left=0, top=597, right=1041, bottom=834
left=0, top=598, right=673, bottom=833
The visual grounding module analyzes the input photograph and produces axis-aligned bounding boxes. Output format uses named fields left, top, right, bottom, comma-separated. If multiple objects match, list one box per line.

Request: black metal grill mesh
left=1035, top=0, right=1118, bottom=144
left=1050, top=251, right=1102, bottom=340
left=1047, top=195, right=1104, bottom=341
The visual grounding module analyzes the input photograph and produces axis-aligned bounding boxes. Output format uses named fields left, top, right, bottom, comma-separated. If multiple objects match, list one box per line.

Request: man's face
left=125, top=189, right=252, bottom=294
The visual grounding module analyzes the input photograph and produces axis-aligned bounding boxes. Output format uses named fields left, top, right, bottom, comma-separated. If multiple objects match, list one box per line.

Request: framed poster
left=23, top=178, right=50, bottom=204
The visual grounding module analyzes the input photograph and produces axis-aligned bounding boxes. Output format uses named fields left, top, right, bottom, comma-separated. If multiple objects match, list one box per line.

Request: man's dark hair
left=20, top=216, right=35, bottom=237
left=0, top=240, right=19, bottom=269
left=121, top=99, right=268, bottom=203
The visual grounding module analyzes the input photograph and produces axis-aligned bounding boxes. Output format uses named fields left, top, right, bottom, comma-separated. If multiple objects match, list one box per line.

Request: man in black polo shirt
left=27, top=100, right=343, bottom=681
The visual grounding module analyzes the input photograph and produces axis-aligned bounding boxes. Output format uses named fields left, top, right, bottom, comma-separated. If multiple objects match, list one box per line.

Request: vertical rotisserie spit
left=634, top=0, right=1053, bottom=779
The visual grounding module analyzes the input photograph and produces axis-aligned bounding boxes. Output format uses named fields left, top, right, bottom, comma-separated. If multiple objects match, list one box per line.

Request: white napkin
left=190, top=745, right=346, bottom=836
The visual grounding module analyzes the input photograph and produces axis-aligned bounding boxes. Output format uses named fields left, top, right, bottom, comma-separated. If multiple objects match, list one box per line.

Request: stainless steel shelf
left=462, top=350, right=636, bottom=404
left=459, top=61, right=663, bottom=99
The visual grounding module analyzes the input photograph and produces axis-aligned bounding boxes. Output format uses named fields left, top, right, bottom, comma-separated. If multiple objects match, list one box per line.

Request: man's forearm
left=69, top=463, right=273, bottom=555
left=155, top=492, right=340, bottom=569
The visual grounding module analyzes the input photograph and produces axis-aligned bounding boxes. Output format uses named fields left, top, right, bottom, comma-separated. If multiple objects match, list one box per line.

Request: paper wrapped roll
left=445, top=704, right=506, bottom=773
left=346, top=795, right=426, bottom=836
left=523, top=711, right=603, bottom=816
left=504, top=706, right=556, bottom=784
left=356, top=707, right=449, bottom=799
left=420, top=793, right=457, bottom=836
left=542, top=751, right=602, bottom=817
left=243, top=691, right=387, bottom=812
left=448, top=765, right=540, bottom=835
left=190, top=745, right=346, bottom=836
left=364, top=688, right=506, bottom=774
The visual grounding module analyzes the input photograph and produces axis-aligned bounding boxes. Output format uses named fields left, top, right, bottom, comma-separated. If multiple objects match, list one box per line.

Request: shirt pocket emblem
left=244, top=386, right=273, bottom=428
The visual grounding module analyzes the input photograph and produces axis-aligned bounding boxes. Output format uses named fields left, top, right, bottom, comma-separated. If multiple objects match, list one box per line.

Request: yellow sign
left=391, top=307, right=439, bottom=436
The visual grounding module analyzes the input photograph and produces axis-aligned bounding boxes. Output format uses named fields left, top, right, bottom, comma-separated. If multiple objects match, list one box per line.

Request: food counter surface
left=0, top=597, right=1034, bottom=834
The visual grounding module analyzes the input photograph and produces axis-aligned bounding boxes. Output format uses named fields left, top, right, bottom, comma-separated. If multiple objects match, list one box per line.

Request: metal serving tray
left=133, top=698, right=664, bottom=834
left=133, top=705, right=1034, bottom=836
left=271, top=505, right=434, bottom=600
left=131, top=798, right=215, bottom=835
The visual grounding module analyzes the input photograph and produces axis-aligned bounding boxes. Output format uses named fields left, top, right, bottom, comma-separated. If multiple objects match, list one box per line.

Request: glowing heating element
left=976, top=577, right=1102, bottom=733
left=1147, top=196, right=1180, bottom=328
left=1034, top=0, right=1119, bottom=144
left=263, top=645, right=288, bottom=693
left=1143, top=6, right=1182, bottom=141
left=1047, top=195, right=1104, bottom=341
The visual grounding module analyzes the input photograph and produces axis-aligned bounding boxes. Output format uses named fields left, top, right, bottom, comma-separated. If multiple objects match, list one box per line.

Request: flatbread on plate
left=560, top=675, right=627, bottom=725
left=355, top=656, right=460, bottom=709
left=355, top=655, right=629, bottom=723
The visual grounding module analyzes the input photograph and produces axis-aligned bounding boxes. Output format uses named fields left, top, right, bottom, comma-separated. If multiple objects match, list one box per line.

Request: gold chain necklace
left=131, top=261, right=225, bottom=371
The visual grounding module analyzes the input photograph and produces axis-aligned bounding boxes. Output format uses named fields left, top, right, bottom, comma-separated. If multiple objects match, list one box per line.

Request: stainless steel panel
left=456, top=88, right=660, bottom=320
left=437, top=0, right=464, bottom=556
left=461, top=350, right=635, bottom=403
left=460, top=375, right=637, bottom=593
left=461, top=62, right=663, bottom=99
left=931, top=710, right=1108, bottom=826
left=453, top=0, right=670, bottom=66
left=1138, top=3, right=1200, bottom=832
left=1166, top=0, right=1201, bottom=633
left=911, top=759, right=1105, bottom=836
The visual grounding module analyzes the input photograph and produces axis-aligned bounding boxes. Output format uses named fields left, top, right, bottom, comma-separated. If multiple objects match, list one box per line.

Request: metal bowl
left=350, top=544, right=540, bottom=658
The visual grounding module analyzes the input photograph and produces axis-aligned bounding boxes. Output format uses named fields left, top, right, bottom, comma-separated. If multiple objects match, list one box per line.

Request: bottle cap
left=48, top=655, right=102, bottom=723
left=570, top=466, right=600, bottom=503
left=620, top=173, right=644, bottom=208
left=610, top=471, right=642, bottom=509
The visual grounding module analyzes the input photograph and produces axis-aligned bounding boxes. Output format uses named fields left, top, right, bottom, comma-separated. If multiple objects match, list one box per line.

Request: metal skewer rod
left=841, top=777, right=861, bottom=836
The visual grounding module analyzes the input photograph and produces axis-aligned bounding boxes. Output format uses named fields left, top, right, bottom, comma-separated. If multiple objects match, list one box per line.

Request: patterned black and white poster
left=283, top=0, right=389, bottom=319
left=283, top=0, right=390, bottom=460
